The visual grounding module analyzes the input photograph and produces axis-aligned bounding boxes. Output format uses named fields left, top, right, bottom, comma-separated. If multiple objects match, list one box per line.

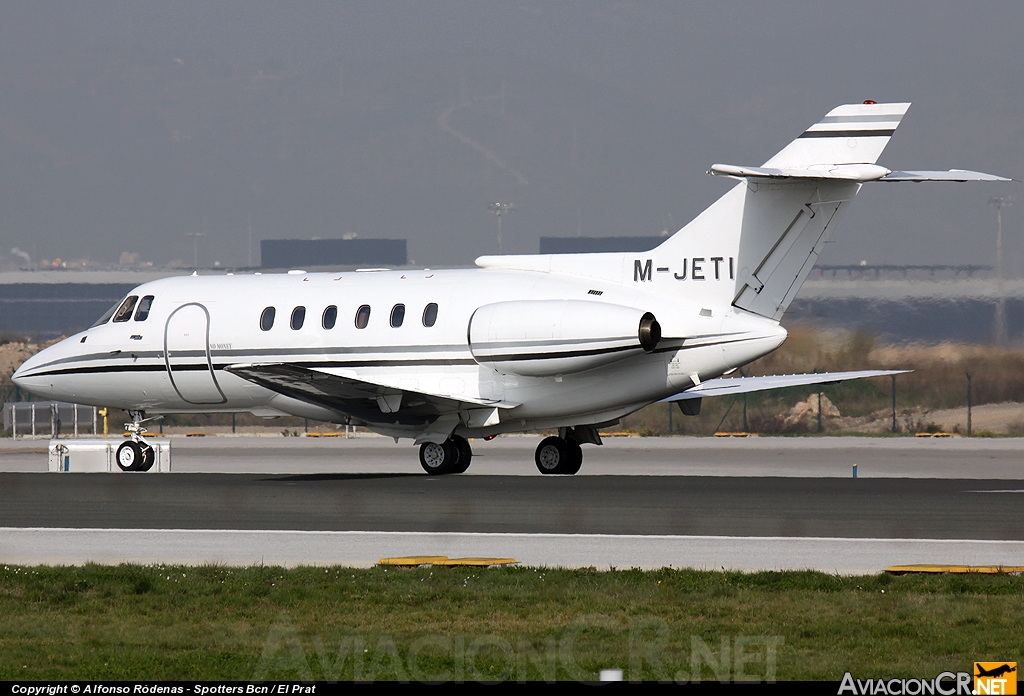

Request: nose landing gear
left=116, top=410, right=159, bottom=472
left=116, top=439, right=154, bottom=472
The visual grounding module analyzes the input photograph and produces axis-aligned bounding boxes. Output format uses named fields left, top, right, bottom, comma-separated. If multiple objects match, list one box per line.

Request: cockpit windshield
left=90, top=301, right=121, bottom=328
left=112, top=295, right=139, bottom=323
left=134, top=295, right=154, bottom=321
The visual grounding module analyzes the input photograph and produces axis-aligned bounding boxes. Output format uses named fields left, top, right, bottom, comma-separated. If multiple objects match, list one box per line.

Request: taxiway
left=1, top=436, right=1021, bottom=572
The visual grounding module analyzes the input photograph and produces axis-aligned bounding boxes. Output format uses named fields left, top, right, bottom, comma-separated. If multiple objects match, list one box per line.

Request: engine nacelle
left=468, top=300, right=661, bottom=377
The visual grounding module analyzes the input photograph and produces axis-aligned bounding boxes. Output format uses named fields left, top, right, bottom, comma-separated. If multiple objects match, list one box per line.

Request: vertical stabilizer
left=646, top=102, right=910, bottom=320
left=478, top=101, right=1002, bottom=322
left=764, top=102, right=910, bottom=168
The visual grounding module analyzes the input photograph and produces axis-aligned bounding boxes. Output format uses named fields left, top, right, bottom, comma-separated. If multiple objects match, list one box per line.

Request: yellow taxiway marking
left=887, top=564, right=1024, bottom=575
left=378, top=556, right=517, bottom=567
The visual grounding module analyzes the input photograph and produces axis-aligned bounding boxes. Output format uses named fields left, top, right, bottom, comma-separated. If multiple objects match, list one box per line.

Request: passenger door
left=163, top=303, right=227, bottom=404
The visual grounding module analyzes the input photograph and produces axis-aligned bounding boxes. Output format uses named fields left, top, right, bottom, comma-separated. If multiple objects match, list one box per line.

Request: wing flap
left=663, top=369, right=910, bottom=401
left=226, top=363, right=519, bottom=426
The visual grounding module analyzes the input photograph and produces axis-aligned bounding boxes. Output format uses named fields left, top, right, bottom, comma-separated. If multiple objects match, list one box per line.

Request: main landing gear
left=534, top=436, right=583, bottom=475
left=116, top=410, right=157, bottom=472
left=419, top=434, right=472, bottom=475
left=416, top=432, right=587, bottom=476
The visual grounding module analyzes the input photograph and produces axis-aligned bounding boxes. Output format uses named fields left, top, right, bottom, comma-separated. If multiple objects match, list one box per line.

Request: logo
left=975, top=663, right=1017, bottom=695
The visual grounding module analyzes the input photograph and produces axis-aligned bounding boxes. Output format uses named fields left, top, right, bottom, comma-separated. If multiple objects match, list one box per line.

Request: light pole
left=486, top=202, right=514, bottom=254
left=988, top=196, right=1012, bottom=345
left=185, top=232, right=206, bottom=270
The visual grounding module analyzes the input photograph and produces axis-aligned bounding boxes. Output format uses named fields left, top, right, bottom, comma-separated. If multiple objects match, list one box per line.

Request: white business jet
left=13, top=102, right=1007, bottom=474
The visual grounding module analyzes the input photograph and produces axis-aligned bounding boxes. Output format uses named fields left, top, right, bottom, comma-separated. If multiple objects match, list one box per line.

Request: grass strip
left=1, top=564, right=1021, bottom=681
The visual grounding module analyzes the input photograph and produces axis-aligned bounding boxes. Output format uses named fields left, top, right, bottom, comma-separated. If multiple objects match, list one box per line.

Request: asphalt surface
left=1, top=472, right=1022, bottom=540
left=4, top=436, right=1023, bottom=570
left=3, top=434, right=1024, bottom=477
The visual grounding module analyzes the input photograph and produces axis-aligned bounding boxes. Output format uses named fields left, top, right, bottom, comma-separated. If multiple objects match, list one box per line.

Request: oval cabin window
left=291, top=306, right=306, bottom=330
left=260, top=307, right=276, bottom=331
left=322, top=305, right=337, bottom=330
left=354, top=305, right=371, bottom=329
left=390, top=304, right=405, bottom=328
left=422, top=303, right=438, bottom=327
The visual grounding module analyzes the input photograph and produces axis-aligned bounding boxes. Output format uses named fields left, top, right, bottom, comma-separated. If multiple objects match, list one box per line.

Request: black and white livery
left=14, top=102, right=1006, bottom=474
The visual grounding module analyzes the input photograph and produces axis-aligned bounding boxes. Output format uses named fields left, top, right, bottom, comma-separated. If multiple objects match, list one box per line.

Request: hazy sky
left=0, top=1, right=1022, bottom=270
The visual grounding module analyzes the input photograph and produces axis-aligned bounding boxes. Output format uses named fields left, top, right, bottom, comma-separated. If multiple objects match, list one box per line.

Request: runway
left=2, top=436, right=1023, bottom=572
left=3, top=434, right=1024, bottom=478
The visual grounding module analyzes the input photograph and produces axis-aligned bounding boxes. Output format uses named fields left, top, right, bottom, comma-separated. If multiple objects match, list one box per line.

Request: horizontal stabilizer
left=710, top=163, right=890, bottom=182
left=710, top=164, right=1010, bottom=183
left=662, top=370, right=910, bottom=401
left=879, top=170, right=1012, bottom=182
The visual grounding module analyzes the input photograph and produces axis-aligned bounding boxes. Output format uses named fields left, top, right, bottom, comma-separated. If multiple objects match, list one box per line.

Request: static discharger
left=378, top=556, right=517, bottom=568
left=887, top=565, right=1024, bottom=575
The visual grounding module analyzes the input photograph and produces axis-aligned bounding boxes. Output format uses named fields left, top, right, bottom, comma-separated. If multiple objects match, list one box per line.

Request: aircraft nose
left=11, top=352, right=39, bottom=387
left=11, top=341, right=63, bottom=398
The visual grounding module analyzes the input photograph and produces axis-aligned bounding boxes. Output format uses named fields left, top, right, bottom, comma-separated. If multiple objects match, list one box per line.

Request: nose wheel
left=117, top=410, right=158, bottom=472
left=419, top=435, right=473, bottom=475
left=535, top=436, right=583, bottom=475
left=116, top=440, right=154, bottom=472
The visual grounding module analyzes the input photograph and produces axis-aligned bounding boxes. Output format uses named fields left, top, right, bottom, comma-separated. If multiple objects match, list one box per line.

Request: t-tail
left=646, top=101, right=1008, bottom=320
left=476, top=101, right=1007, bottom=320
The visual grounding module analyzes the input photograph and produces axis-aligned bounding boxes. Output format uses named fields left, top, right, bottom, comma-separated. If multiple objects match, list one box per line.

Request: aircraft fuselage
left=13, top=266, right=786, bottom=439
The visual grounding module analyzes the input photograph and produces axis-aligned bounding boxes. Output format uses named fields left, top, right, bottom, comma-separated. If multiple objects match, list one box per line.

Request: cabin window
left=322, top=305, right=337, bottom=330
left=134, top=296, right=154, bottom=322
left=422, top=303, right=438, bottom=327
left=390, top=304, right=405, bottom=328
left=260, top=307, right=276, bottom=331
left=112, top=296, right=138, bottom=323
left=354, top=305, right=371, bottom=329
left=291, top=306, right=306, bottom=330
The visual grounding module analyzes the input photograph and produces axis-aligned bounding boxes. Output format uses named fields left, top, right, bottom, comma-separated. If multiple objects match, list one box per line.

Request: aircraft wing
left=662, top=370, right=910, bottom=401
left=225, top=363, right=518, bottom=428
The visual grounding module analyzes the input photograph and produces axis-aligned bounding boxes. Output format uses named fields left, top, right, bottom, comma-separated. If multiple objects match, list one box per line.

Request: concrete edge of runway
left=3, top=528, right=1023, bottom=575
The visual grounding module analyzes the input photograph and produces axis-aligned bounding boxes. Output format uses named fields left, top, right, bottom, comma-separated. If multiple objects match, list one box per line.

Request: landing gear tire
left=419, top=440, right=460, bottom=475
left=116, top=441, right=145, bottom=472
left=535, top=436, right=583, bottom=475
left=138, top=444, right=155, bottom=472
left=564, top=439, right=583, bottom=475
left=450, top=435, right=473, bottom=473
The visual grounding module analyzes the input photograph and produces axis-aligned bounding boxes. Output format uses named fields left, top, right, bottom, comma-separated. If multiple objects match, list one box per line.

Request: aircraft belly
left=502, top=355, right=676, bottom=420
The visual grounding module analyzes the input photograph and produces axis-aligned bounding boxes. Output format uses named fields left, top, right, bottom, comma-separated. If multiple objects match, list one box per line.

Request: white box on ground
left=47, top=439, right=172, bottom=473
